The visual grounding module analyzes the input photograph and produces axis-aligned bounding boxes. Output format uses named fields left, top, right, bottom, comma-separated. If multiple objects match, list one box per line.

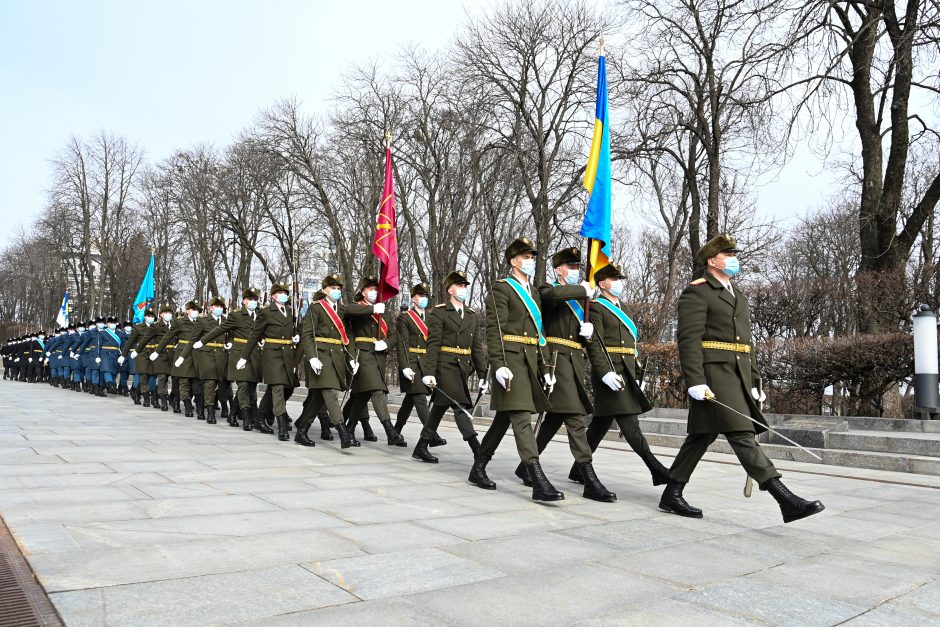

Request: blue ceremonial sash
left=552, top=282, right=585, bottom=322
left=594, top=298, right=639, bottom=352
left=104, top=329, right=122, bottom=346
left=36, top=339, right=45, bottom=350
left=502, top=276, right=546, bottom=346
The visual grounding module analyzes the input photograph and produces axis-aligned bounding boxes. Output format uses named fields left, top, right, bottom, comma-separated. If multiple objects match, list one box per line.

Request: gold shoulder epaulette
left=434, top=303, right=446, bottom=308
left=689, top=278, right=707, bottom=286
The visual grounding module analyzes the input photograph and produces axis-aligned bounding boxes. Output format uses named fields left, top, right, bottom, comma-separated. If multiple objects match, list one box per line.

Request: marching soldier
left=660, top=234, right=825, bottom=523
left=511, top=247, right=618, bottom=502
left=412, top=271, right=487, bottom=463
left=195, top=288, right=267, bottom=432
left=472, top=237, right=567, bottom=501
left=155, top=301, right=203, bottom=420
left=237, top=283, right=298, bottom=441
left=139, top=305, right=177, bottom=411
left=76, top=319, right=103, bottom=394
left=68, top=323, right=87, bottom=391
left=96, top=316, right=125, bottom=395
left=120, top=310, right=157, bottom=406
left=295, top=274, right=361, bottom=448
left=182, top=297, right=235, bottom=426
left=117, top=321, right=133, bottom=396
left=342, top=275, right=405, bottom=447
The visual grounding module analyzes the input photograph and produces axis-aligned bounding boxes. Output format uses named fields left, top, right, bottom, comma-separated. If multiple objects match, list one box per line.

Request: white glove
left=578, top=322, right=594, bottom=338
left=349, top=360, right=360, bottom=375
left=374, top=339, right=388, bottom=352
left=372, top=303, right=385, bottom=315
left=292, top=334, right=300, bottom=344
left=45, top=351, right=51, bottom=357
left=117, top=356, right=125, bottom=365
left=751, top=387, right=767, bottom=403
left=174, top=356, right=184, bottom=367
left=192, top=340, right=203, bottom=350
left=495, top=367, right=513, bottom=389
left=43, top=359, right=49, bottom=365
left=57, top=355, right=63, bottom=360
left=14, top=358, right=19, bottom=362
left=223, top=342, right=232, bottom=350
left=478, top=378, right=489, bottom=393
left=580, top=281, right=595, bottom=297
left=28, top=357, right=33, bottom=363
left=130, top=350, right=138, bottom=359
left=640, top=380, right=648, bottom=393
left=309, top=357, right=323, bottom=374
left=422, top=375, right=437, bottom=387
left=543, top=372, right=556, bottom=387
left=688, top=384, right=714, bottom=401
left=149, top=352, right=159, bottom=361
left=95, top=357, right=101, bottom=364
left=402, top=367, right=415, bottom=381
left=236, top=358, right=247, bottom=370
left=259, top=338, right=265, bottom=347
left=602, top=371, right=624, bottom=391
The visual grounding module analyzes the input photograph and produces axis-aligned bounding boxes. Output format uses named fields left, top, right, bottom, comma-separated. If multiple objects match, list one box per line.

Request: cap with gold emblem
left=410, top=282, right=430, bottom=297
left=697, top=233, right=740, bottom=265
left=270, top=282, right=290, bottom=295
left=443, top=271, right=470, bottom=291
left=159, top=303, right=174, bottom=314
left=504, top=236, right=538, bottom=262
left=208, top=296, right=225, bottom=308
left=551, top=247, right=581, bottom=268
left=355, top=275, right=379, bottom=299
left=321, top=273, right=343, bottom=289
left=242, top=287, right=260, bottom=300
left=143, top=309, right=156, bottom=318
left=185, top=300, right=202, bottom=312
left=593, top=262, right=625, bottom=283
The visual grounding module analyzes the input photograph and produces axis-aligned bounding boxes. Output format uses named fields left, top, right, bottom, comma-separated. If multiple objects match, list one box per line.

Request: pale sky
left=0, top=0, right=841, bottom=247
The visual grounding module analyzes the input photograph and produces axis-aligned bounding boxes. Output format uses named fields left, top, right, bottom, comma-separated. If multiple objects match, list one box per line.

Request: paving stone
left=441, top=530, right=613, bottom=574
left=243, top=596, right=459, bottom=626
left=419, top=507, right=599, bottom=541
left=327, top=521, right=469, bottom=554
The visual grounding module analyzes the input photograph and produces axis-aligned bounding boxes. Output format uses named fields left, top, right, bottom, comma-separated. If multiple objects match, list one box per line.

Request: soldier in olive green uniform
left=138, top=304, right=177, bottom=411
left=179, top=297, right=232, bottom=426
left=412, top=271, right=488, bottom=463
left=295, top=274, right=361, bottom=449
left=511, top=248, right=617, bottom=502
left=472, top=237, right=565, bottom=501
left=393, top=282, right=444, bottom=447
left=120, top=310, right=157, bottom=407
left=155, top=301, right=203, bottom=419
left=660, top=234, right=824, bottom=523
left=342, top=275, right=406, bottom=447
left=238, top=283, right=299, bottom=441
left=579, top=263, right=671, bottom=487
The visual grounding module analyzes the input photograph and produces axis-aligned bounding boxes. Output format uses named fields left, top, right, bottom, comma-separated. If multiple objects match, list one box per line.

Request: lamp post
left=912, top=304, right=939, bottom=420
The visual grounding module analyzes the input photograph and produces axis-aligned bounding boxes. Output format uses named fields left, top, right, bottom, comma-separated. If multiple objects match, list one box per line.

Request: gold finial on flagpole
left=599, top=34, right=605, bottom=57
left=385, top=128, right=392, bottom=149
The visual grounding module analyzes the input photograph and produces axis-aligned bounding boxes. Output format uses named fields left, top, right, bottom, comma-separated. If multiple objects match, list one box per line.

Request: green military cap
left=208, top=296, right=225, bottom=308
left=185, top=300, right=202, bottom=312
left=697, top=233, right=740, bottom=265
left=242, top=287, right=260, bottom=300
left=551, top=246, right=581, bottom=268
left=159, top=303, right=174, bottom=314
left=443, top=271, right=470, bottom=291
left=355, top=275, right=379, bottom=298
left=106, top=316, right=118, bottom=323
left=410, top=282, right=431, bottom=297
left=143, top=309, right=155, bottom=317
left=321, top=273, right=343, bottom=289
left=594, top=262, right=625, bottom=283
left=504, top=236, right=538, bottom=262
left=270, top=282, right=290, bottom=294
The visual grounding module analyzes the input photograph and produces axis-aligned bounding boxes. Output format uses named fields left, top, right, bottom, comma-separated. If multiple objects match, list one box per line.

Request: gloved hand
left=374, top=339, right=388, bottom=352
left=292, top=334, right=300, bottom=344
left=495, top=367, right=513, bottom=389
left=95, top=357, right=101, bottom=364
left=580, top=281, right=595, bottom=297
left=602, top=371, right=624, bottom=391
left=349, top=360, right=360, bottom=375
left=223, top=342, right=232, bottom=350
left=751, top=387, right=767, bottom=403
left=578, top=322, right=594, bottom=339
left=373, top=303, right=385, bottom=315
left=130, top=350, right=138, bottom=359
left=45, top=351, right=51, bottom=357
left=14, top=358, right=19, bottom=362
left=117, top=356, right=125, bottom=365
left=57, top=355, right=63, bottom=360
left=309, top=357, right=322, bottom=375
left=236, top=358, right=247, bottom=370
left=174, top=356, right=184, bottom=367
left=192, top=341, right=203, bottom=350
left=28, top=358, right=33, bottom=363
left=688, top=384, right=714, bottom=401
left=422, top=375, right=437, bottom=387
left=478, top=378, right=489, bottom=393
left=402, top=367, right=415, bottom=381
left=149, top=352, right=159, bottom=361
left=543, top=372, right=556, bottom=387
left=43, top=358, right=49, bottom=365
left=640, top=380, right=648, bottom=393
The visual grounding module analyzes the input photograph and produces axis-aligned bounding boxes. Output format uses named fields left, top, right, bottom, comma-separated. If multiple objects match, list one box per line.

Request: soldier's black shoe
left=203, top=407, right=214, bottom=424
left=577, top=461, right=617, bottom=502
left=568, top=462, right=584, bottom=484
left=151, top=392, right=161, bottom=409
left=761, top=478, right=825, bottom=523
left=412, top=438, right=439, bottom=463
left=659, top=479, right=703, bottom=518
left=430, top=434, right=447, bottom=447
left=220, top=399, right=229, bottom=419
left=469, top=454, right=496, bottom=490
left=142, top=391, right=151, bottom=407
left=227, top=411, right=239, bottom=428
left=96, top=385, right=107, bottom=397
left=382, top=420, right=407, bottom=447
left=335, top=423, right=359, bottom=448
left=526, top=460, right=565, bottom=502
left=159, top=395, right=169, bottom=412
left=514, top=463, right=533, bottom=487
left=320, top=424, right=334, bottom=441
left=171, top=399, right=181, bottom=414
left=241, top=408, right=253, bottom=431
left=361, top=419, right=378, bottom=442
left=640, top=451, right=671, bottom=486
left=196, top=404, right=205, bottom=420
left=254, top=408, right=274, bottom=434
left=276, top=415, right=290, bottom=441
left=184, top=400, right=194, bottom=418
left=294, top=421, right=316, bottom=447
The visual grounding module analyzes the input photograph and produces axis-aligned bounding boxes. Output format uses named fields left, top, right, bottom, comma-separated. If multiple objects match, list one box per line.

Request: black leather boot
left=320, top=417, right=334, bottom=441
left=468, top=454, right=496, bottom=490
left=171, top=398, right=181, bottom=414
left=761, top=478, right=825, bottom=523
left=152, top=391, right=161, bottom=409
left=206, top=407, right=217, bottom=424
left=335, top=423, right=360, bottom=448
left=142, top=390, right=150, bottom=407
left=254, top=408, right=274, bottom=434
left=568, top=462, right=584, bottom=484
left=130, top=388, right=140, bottom=404
left=220, top=399, right=229, bottom=418
left=160, top=395, right=169, bottom=412
left=526, top=460, right=565, bottom=502
left=412, top=438, right=439, bottom=463
left=659, top=479, right=703, bottom=518
left=577, top=461, right=617, bottom=502
left=96, top=384, right=107, bottom=397
left=430, top=434, right=447, bottom=447
left=382, top=420, right=407, bottom=447
left=241, top=407, right=253, bottom=431
left=514, top=463, right=532, bottom=487
left=276, top=414, right=290, bottom=441
left=227, top=408, right=239, bottom=427
left=184, top=400, right=194, bottom=418
left=640, top=450, right=671, bottom=486
left=294, top=418, right=316, bottom=447
left=361, top=418, right=378, bottom=442
left=196, top=402, right=205, bottom=420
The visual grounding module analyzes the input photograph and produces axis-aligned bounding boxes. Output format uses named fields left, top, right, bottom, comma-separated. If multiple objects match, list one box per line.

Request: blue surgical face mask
left=78, top=327, right=86, bottom=333
left=454, top=287, right=469, bottom=303
left=124, top=326, right=132, bottom=334
left=519, top=258, right=536, bottom=277
left=188, top=311, right=199, bottom=321
left=721, top=257, right=740, bottom=277
left=365, top=290, right=378, bottom=304
left=212, top=307, right=223, bottom=317
left=563, top=270, right=580, bottom=285
left=328, top=289, right=342, bottom=302
left=275, top=293, right=289, bottom=304
left=96, top=322, right=105, bottom=329
left=107, top=323, right=116, bottom=330
left=416, top=296, right=429, bottom=309
left=144, top=317, right=154, bottom=324
left=246, top=300, right=258, bottom=311
left=608, top=280, right=624, bottom=298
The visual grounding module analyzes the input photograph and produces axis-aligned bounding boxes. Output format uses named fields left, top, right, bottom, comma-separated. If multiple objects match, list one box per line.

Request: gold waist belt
left=100, top=346, right=120, bottom=351
left=408, top=347, right=427, bottom=354
left=607, top=346, right=636, bottom=355
left=702, top=341, right=751, bottom=354
left=354, top=337, right=376, bottom=343
left=441, top=346, right=471, bottom=355
left=232, top=337, right=248, bottom=344
left=547, top=337, right=582, bottom=350
left=145, top=344, right=158, bottom=349
left=205, top=342, right=225, bottom=348
left=177, top=339, right=190, bottom=344
left=503, top=334, right=538, bottom=346
left=316, top=337, right=343, bottom=345
left=265, top=337, right=292, bottom=345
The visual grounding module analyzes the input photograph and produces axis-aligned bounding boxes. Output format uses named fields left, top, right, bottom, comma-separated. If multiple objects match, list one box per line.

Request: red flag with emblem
left=372, top=142, right=400, bottom=302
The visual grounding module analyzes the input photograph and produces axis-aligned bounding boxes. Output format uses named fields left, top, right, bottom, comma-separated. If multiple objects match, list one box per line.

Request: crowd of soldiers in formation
left=0, top=235, right=825, bottom=524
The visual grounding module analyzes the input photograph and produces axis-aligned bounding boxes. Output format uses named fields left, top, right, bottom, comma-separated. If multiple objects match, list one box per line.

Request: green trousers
left=479, top=410, right=539, bottom=464
left=669, top=431, right=781, bottom=485
left=534, top=412, right=592, bottom=463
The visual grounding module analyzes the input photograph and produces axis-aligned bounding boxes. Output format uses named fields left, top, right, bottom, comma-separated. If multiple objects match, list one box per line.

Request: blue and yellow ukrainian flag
left=132, top=253, right=155, bottom=323
left=580, top=51, right=611, bottom=287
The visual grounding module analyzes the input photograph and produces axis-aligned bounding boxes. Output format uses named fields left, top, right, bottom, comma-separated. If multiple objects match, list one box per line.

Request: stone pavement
left=0, top=383, right=938, bottom=626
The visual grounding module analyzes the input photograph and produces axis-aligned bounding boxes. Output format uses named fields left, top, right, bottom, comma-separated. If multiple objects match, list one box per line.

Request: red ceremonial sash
left=373, top=314, right=389, bottom=339
left=319, top=300, right=349, bottom=345
left=406, top=310, right=428, bottom=341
